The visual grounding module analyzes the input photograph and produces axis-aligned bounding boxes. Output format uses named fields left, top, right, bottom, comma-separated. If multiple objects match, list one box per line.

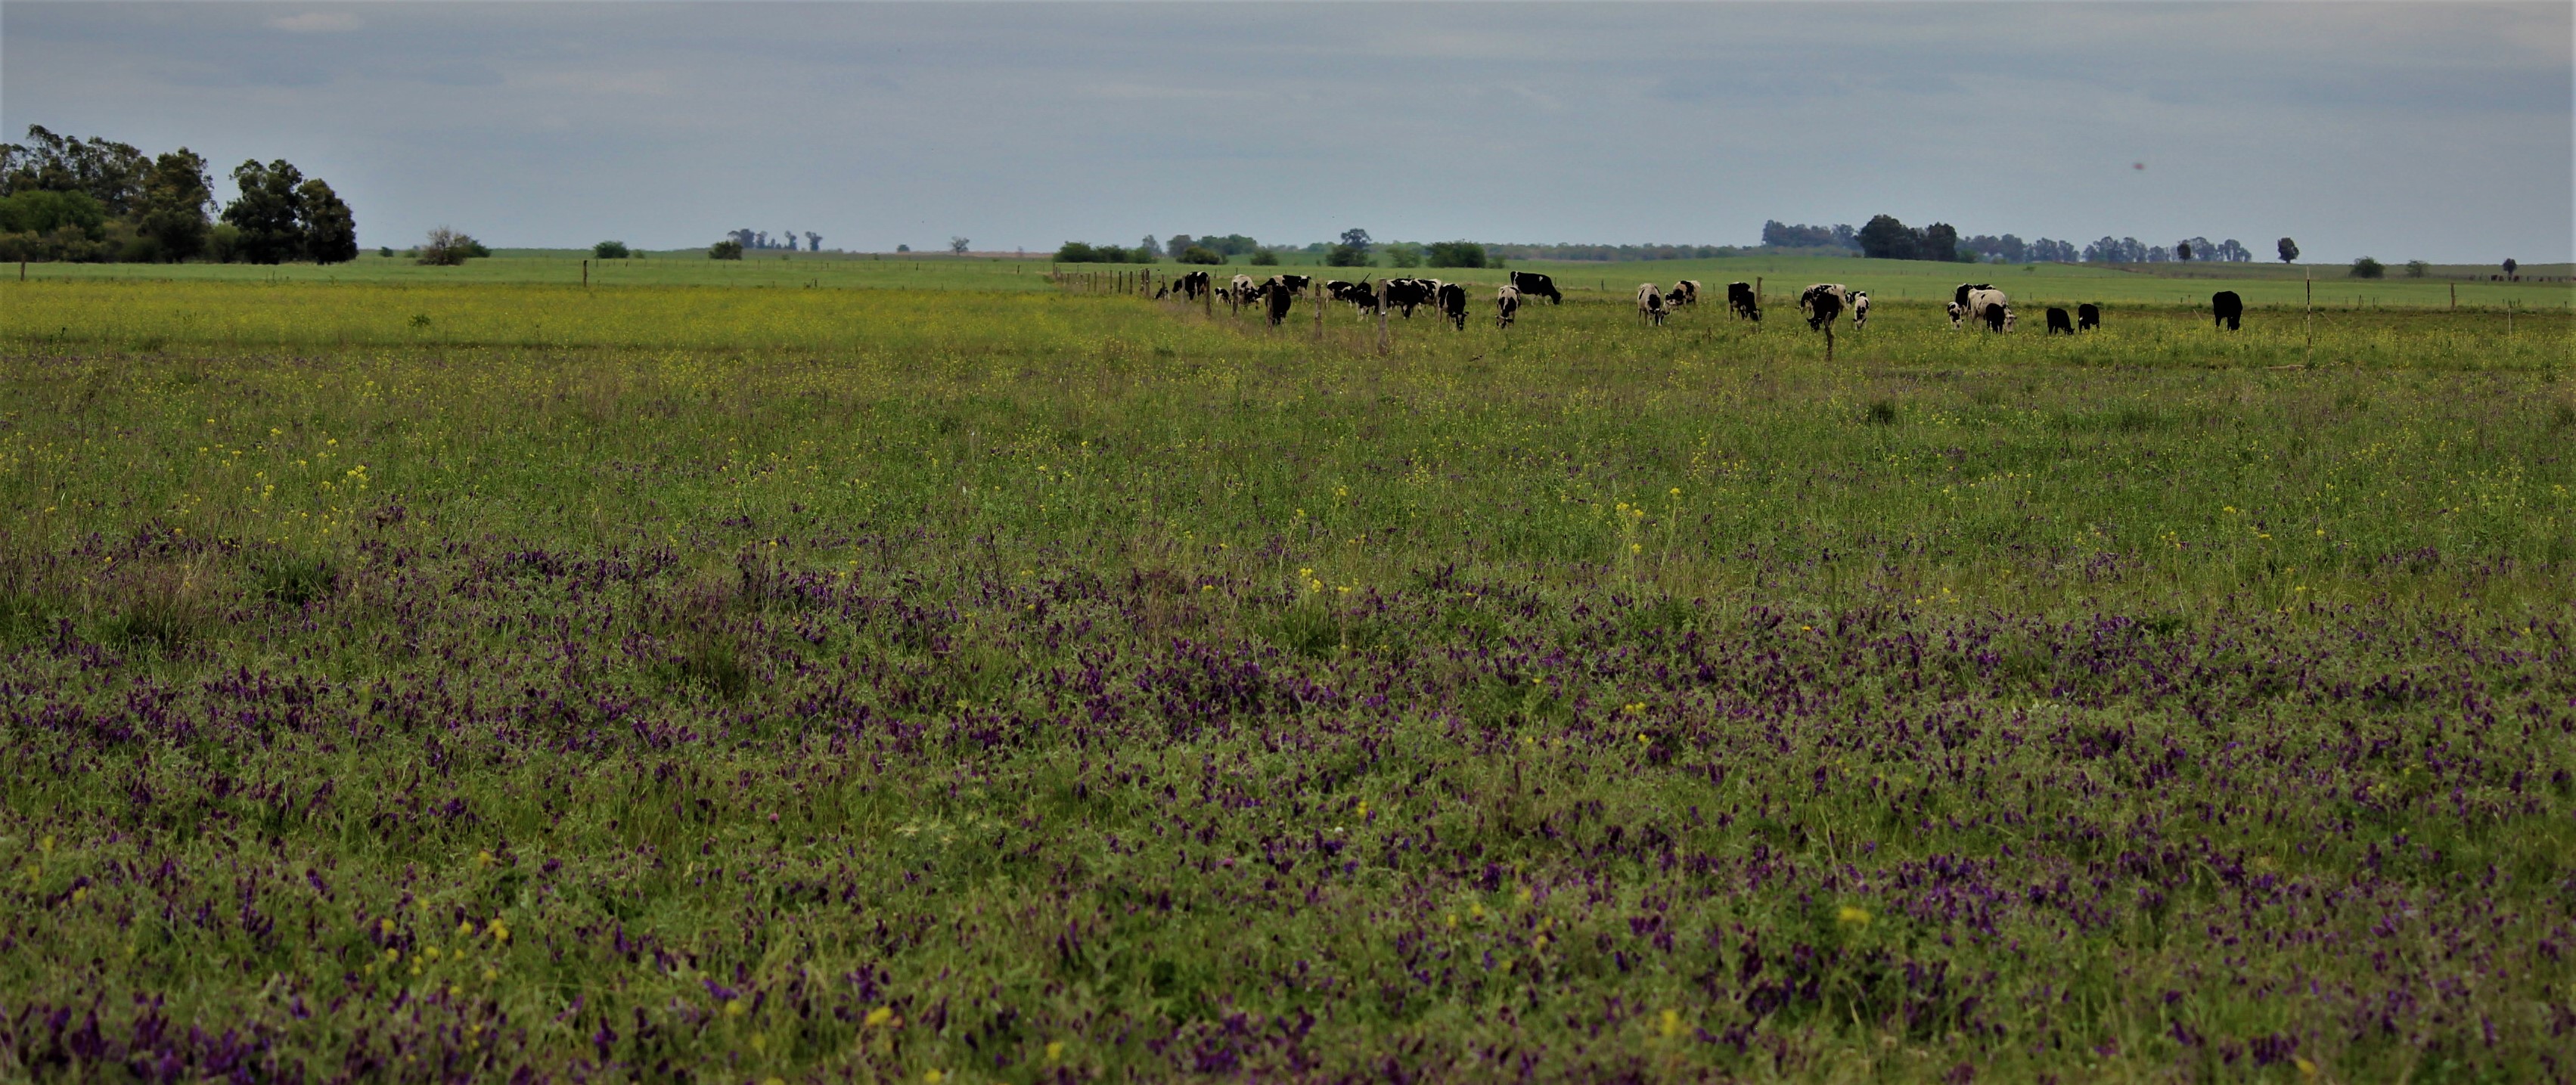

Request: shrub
left=2350, top=257, right=2385, bottom=279
left=1249, top=250, right=1279, bottom=266
left=2404, top=260, right=2428, bottom=277
left=709, top=240, right=743, bottom=260
left=1383, top=243, right=1423, bottom=268
left=1325, top=243, right=1370, bottom=268
left=1427, top=240, right=1486, bottom=268
left=417, top=226, right=486, bottom=266
left=1178, top=246, right=1224, bottom=265
left=594, top=240, right=631, bottom=259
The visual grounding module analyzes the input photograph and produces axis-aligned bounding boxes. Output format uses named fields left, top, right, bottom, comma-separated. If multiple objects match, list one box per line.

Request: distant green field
left=17, top=250, right=2568, bottom=312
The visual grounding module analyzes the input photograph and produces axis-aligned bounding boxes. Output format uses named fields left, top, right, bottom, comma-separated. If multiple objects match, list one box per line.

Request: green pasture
left=16, top=248, right=2568, bottom=312
left=1, top=277, right=2571, bottom=1080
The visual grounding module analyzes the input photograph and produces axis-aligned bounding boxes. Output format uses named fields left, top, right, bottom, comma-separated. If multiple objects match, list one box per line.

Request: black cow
left=2211, top=291, right=2243, bottom=330
left=1979, top=302, right=2013, bottom=332
left=1437, top=282, right=1469, bottom=330
left=1726, top=281, right=1760, bottom=321
left=1263, top=281, right=1294, bottom=327
left=1382, top=278, right=1433, bottom=318
left=2045, top=307, right=2074, bottom=335
left=2077, top=303, right=2100, bottom=331
left=1508, top=271, right=1563, bottom=305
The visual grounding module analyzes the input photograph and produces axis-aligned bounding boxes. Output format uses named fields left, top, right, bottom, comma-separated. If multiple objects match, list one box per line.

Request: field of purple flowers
left=2, top=284, right=2572, bottom=1082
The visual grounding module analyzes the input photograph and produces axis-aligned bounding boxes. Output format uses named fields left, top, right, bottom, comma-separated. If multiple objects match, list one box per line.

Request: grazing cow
left=2045, top=307, right=2074, bottom=335
left=1381, top=278, right=1433, bottom=318
left=1851, top=291, right=1871, bottom=329
left=1272, top=273, right=1313, bottom=296
left=1509, top=271, right=1563, bottom=304
left=1951, top=283, right=1995, bottom=329
left=1232, top=273, right=1257, bottom=298
left=1436, top=283, right=1469, bottom=330
left=1963, top=288, right=2012, bottom=332
left=1669, top=280, right=1700, bottom=306
left=2211, top=290, right=2243, bottom=330
left=1263, top=281, right=1294, bottom=327
left=1324, top=279, right=1378, bottom=314
left=1726, top=281, right=1761, bottom=321
left=1637, top=283, right=1671, bottom=326
left=1799, top=284, right=1849, bottom=330
left=2077, top=303, right=2100, bottom=331
left=1495, top=285, right=1522, bottom=329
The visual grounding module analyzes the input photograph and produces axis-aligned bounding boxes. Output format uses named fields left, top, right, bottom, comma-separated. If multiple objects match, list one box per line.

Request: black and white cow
left=2211, top=291, right=2243, bottom=330
left=1726, top=281, right=1760, bottom=321
left=1325, top=279, right=1378, bottom=314
left=1263, top=280, right=1294, bottom=326
left=1963, top=287, right=2012, bottom=332
left=1637, top=283, right=1671, bottom=326
left=1799, top=284, right=1849, bottom=330
left=1669, top=280, right=1700, bottom=306
left=2076, top=303, right=2100, bottom=331
left=1495, top=284, right=1522, bottom=329
left=2045, top=307, right=2074, bottom=334
left=1273, top=274, right=1313, bottom=296
left=1381, top=278, right=1433, bottom=318
left=1437, top=282, right=1469, bottom=330
left=1850, top=291, right=1870, bottom=329
left=1508, top=271, right=1563, bottom=305
left=1951, top=284, right=1995, bottom=329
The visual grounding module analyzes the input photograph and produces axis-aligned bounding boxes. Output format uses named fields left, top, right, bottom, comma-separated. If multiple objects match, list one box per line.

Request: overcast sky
left=6, top=2, right=2568, bottom=262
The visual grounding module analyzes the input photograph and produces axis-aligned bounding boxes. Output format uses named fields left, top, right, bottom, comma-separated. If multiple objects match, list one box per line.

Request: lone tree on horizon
left=950, top=236, right=970, bottom=255
left=2277, top=237, right=2299, bottom=263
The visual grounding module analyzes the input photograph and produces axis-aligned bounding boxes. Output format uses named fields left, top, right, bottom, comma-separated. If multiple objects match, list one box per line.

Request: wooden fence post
left=2449, top=283, right=2456, bottom=312
left=582, top=259, right=589, bottom=288
left=2304, top=270, right=2313, bottom=367
left=1376, top=286, right=1390, bottom=355
left=1312, top=279, right=1323, bottom=342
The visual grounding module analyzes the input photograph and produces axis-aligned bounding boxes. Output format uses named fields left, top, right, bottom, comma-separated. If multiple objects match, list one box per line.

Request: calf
left=2045, top=307, right=2074, bottom=334
left=1509, top=271, right=1563, bottom=304
left=1726, top=281, right=1760, bottom=321
left=1437, top=282, right=1469, bottom=330
left=1669, top=280, right=1700, bottom=306
left=1979, top=302, right=2013, bottom=332
left=2076, top=303, right=2100, bottom=331
left=1495, top=284, right=1522, bottom=329
left=1637, top=283, right=1670, bottom=326
left=1963, top=288, right=2012, bottom=331
left=1851, top=291, right=1871, bottom=329
left=2211, top=291, right=2243, bottom=330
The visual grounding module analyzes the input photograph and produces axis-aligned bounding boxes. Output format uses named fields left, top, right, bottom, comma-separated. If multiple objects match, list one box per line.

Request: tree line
left=0, top=126, right=355, bottom=265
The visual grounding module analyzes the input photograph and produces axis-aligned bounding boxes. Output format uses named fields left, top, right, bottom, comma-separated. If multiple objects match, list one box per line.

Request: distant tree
left=1249, top=249, right=1279, bottom=266
left=594, top=240, right=631, bottom=259
left=1055, top=241, right=1097, bottom=262
left=1339, top=228, right=1373, bottom=254
left=0, top=125, right=149, bottom=214
left=1833, top=224, right=1858, bottom=250
left=2503, top=258, right=2518, bottom=276
left=708, top=239, right=743, bottom=260
left=2175, top=241, right=2192, bottom=261
left=418, top=226, right=486, bottom=266
left=1855, top=215, right=1916, bottom=260
left=2277, top=237, right=2298, bottom=263
left=296, top=178, right=357, bottom=265
left=1164, top=234, right=1194, bottom=258
left=133, top=148, right=213, bottom=262
left=2216, top=239, right=2251, bottom=262
left=1325, top=243, right=1370, bottom=268
left=2349, top=256, right=2385, bottom=279
left=895, top=244, right=910, bottom=253
left=1426, top=240, right=1486, bottom=268
left=377, top=246, right=392, bottom=258
left=950, top=236, right=970, bottom=255
left=1131, top=238, right=1157, bottom=263
left=1919, top=222, right=1960, bottom=262
left=1382, top=242, right=1423, bottom=268
left=2404, top=260, right=2428, bottom=277
left=1178, top=246, right=1223, bottom=265
left=0, top=188, right=107, bottom=240
left=221, top=159, right=306, bottom=264
left=805, top=231, right=821, bottom=252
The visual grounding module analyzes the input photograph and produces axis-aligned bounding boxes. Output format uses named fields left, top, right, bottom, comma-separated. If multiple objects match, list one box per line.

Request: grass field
left=2, top=278, right=2572, bottom=1081
left=17, top=251, right=2571, bottom=314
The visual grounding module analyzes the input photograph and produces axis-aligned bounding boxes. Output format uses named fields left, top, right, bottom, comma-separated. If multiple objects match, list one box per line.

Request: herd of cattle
left=1153, top=268, right=2258, bottom=335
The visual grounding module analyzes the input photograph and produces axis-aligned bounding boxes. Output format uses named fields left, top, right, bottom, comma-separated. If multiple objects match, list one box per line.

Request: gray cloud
left=4, top=2, right=2566, bottom=262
